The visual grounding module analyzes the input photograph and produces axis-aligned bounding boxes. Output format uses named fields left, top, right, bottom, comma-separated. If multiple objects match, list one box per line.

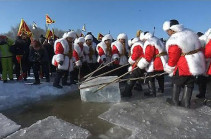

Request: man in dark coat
left=29, top=40, right=50, bottom=84
left=10, top=33, right=31, bottom=81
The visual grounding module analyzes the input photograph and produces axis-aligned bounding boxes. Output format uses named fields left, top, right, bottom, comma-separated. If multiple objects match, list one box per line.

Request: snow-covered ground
left=0, top=76, right=77, bottom=111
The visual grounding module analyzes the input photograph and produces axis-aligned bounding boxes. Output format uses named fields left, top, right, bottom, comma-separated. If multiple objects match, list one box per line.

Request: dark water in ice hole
left=2, top=91, right=115, bottom=138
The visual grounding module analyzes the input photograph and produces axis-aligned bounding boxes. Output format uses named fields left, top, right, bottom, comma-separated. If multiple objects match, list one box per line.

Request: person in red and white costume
left=204, top=31, right=211, bottom=97
left=121, top=38, right=145, bottom=97
left=128, top=37, right=144, bottom=72
left=83, top=34, right=97, bottom=73
left=96, top=34, right=113, bottom=75
left=137, top=31, right=167, bottom=97
left=195, top=31, right=211, bottom=98
left=163, top=19, right=206, bottom=108
left=111, top=33, right=129, bottom=76
left=52, top=31, right=76, bottom=88
left=72, top=37, right=85, bottom=80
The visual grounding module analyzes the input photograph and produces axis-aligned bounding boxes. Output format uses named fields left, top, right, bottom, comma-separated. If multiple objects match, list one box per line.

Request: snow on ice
left=5, top=116, right=91, bottom=139
left=0, top=113, right=21, bottom=138
left=0, top=80, right=77, bottom=111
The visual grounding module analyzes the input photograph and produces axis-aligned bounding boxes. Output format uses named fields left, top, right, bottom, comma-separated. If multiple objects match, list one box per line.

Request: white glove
left=75, top=60, right=82, bottom=67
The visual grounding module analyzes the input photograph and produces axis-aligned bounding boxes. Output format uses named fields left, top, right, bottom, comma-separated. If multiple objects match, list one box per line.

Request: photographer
left=29, top=40, right=50, bottom=84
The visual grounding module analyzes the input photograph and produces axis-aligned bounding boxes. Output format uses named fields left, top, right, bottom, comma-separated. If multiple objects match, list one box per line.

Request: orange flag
left=45, top=29, right=53, bottom=39
left=17, top=19, right=32, bottom=37
left=97, top=33, right=104, bottom=41
left=46, top=14, right=55, bottom=24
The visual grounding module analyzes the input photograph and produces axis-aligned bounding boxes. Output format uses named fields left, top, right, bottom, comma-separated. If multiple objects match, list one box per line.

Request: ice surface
left=98, top=126, right=132, bottom=139
left=6, top=116, right=91, bottom=139
left=0, top=81, right=77, bottom=111
left=99, top=97, right=211, bottom=139
left=80, top=76, right=121, bottom=102
left=0, top=113, right=21, bottom=138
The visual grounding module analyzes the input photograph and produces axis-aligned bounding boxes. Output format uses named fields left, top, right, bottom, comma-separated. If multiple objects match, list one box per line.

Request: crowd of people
left=0, top=19, right=211, bottom=108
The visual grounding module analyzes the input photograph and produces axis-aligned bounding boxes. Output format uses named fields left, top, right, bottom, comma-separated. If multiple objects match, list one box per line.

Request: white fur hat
left=76, top=37, right=85, bottom=43
left=163, top=20, right=184, bottom=32
left=140, top=32, right=152, bottom=41
left=85, top=34, right=93, bottom=41
left=117, top=33, right=128, bottom=40
left=102, top=34, right=113, bottom=42
left=62, top=32, right=68, bottom=38
left=128, top=39, right=132, bottom=47
left=205, top=28, right=211, bottom=37
left=63, top=31, right=77, bottom=39
left=131, top=37, right=139, bottom=44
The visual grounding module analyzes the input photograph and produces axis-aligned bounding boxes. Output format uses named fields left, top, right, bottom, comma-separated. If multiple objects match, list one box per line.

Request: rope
left=181, top=48, right=201, bottom=56
left=83, top=60, right=115, bottom=79
left=79, top=71, right=167, bottom=90
left=119, top=72, right=167, bottom=82
left=80, top=63, right=129, bottom=84
left=155, top=52, right=167, bottom=58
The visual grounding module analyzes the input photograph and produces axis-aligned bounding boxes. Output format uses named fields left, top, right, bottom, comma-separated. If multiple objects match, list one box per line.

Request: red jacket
left=54, top=42, right=64, bottom=66
left=138, top=37, right=167, bottom=72
left=167, top=45, right=191, bottom=75
left=165, top=29, right=205, bottom=76
left=111, top=41, right=128, bottom=65
left=96, top=42, right=111, bottom=64
left=205, top=39, right=211, bottom=75
left=128, top=42, right=143, bottom=68
left=73, top=44, right=83, bottom=62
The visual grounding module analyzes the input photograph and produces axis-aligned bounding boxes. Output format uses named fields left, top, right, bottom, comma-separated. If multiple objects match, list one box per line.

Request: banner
left=17, top=19, right=32, bottom=37
left=46, top=14, right=55, bottom=24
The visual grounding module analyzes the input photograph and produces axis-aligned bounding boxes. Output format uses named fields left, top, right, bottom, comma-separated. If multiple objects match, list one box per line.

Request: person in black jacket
left=10, top=33, right=31, bottom=81
left=42, top=37, right=56, bottom=75
left=29, top=40, right=50, bottom=84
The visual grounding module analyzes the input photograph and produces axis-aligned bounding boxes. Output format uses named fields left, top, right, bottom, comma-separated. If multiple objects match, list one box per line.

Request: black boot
left=33, top=79, right=40, bottom=85
left=157, top=74, right=164, bottom=93
left=134, top=80, right=143, bottom=91
left=121, top=80, right=136, bottom=97
left=69, top=73, right=76, bottom=85
left=62, top=71, right=70, bottom=86
left=181, top=85, right=193, bottom=108
left=196, top=93, right=205, bottom=99
left=157, top=81, right=164, bottom=93
left=196, top=83, right=206, bottom=99
left=171, top=84, right=181, bottom=106
left=46, top=77, right=50, bottom=82
left=145, top=81, right=156, bottom=97
left=53, top=70, right=63, bottom=89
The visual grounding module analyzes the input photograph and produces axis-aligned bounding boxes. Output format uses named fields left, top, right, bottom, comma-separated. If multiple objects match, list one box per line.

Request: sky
left=0, top=0, right=211, bottom=39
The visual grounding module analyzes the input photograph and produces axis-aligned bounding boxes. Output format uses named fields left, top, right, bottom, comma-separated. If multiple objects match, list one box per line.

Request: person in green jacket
left=0, top=35, right=14, bottom=83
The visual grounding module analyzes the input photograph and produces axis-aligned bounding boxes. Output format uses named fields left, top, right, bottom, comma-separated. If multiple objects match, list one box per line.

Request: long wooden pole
left=86, top=62, right=103, bottom=78
left=93, top=67, right=138, bottom=93
left=81, top=63, right=129, bottom=84
left=83, top=60, right=115, bottom=79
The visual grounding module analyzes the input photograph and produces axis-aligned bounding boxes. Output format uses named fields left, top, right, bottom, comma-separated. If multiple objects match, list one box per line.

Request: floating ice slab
left=99, top=97, right=211, bottom=139
left=0, top=113, right=21, bottom=138
left=80, top=76, right=121, bottom=102
left=6, top=116, right=91, bottom=139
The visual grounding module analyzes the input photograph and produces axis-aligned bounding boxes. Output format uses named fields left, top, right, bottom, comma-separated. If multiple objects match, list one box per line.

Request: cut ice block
left=80, top=76, right=121, bottom=102
left=6, top=116, right=91, bottom=139
left=0, top=113, right=21, bottom=138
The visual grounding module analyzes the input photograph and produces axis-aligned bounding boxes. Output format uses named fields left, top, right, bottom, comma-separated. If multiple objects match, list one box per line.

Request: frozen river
left=1, top=76, right=211, bottom=138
